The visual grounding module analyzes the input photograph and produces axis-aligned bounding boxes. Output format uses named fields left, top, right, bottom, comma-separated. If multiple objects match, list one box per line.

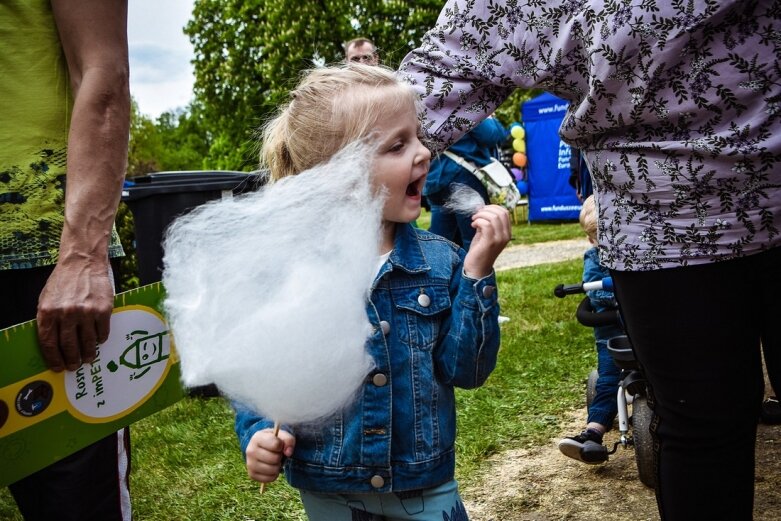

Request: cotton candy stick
left=259, top=421, right=281, bottom=495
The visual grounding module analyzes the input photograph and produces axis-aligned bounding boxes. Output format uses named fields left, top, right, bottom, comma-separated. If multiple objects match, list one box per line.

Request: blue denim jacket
left=234, top=224, right=501, bottom=493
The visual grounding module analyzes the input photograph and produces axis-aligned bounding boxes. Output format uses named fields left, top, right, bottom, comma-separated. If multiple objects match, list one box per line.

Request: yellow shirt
left=0, top=0, right=123, bottom=270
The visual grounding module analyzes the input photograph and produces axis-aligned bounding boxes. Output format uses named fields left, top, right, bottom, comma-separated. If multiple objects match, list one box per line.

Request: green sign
left=0, top=283, right=185, bottom=487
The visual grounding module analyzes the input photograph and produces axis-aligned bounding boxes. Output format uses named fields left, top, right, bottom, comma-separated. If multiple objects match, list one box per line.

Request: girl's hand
left=463, top=205, right=511, bottom=279
left=245, top=428, right=296, bottom=484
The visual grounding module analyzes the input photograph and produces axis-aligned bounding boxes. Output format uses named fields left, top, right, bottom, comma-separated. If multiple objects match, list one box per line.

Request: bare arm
left=37, top=0, right=130, bottom=372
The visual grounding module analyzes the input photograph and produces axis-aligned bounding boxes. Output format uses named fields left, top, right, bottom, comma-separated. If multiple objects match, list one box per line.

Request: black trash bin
left=121, top=170, right=265, bottom=285
left=121, top=170, right=265, bottom=398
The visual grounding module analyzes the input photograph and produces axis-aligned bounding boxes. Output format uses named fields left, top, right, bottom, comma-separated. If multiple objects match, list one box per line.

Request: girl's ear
left=280, top=143, right=293, bottom=176
left=268, top=137, right=295, bottom=180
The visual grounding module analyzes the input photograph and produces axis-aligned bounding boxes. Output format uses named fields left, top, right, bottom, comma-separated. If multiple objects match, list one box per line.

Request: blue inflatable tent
left=521, top=92, right=581, bottom=222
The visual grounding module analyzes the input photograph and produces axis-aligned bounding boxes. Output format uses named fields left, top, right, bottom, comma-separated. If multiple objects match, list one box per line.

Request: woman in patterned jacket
left=401, top=2, right=781, bottom=520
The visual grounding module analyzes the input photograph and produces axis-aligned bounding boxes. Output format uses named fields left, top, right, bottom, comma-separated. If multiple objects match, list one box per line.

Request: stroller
left=554, top=277, right=656, bottom=489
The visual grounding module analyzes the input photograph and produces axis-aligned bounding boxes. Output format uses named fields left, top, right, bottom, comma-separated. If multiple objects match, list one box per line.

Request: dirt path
left=469, top=243, right=781, bottom=520
left=494, top=239, right=591, bottom=272
left=462, top=408, right=780, bottom=521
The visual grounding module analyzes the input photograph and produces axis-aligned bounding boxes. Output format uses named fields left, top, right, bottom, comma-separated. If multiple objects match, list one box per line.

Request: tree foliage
left=118, top=1, right=540, bottom=290
left=185, top=0, right=444, bottom=170
left=127, top=100, right=211, bottom=177
left=494, top=88, right=543, bottom=127
left=118, top=99, right=213, bottom=290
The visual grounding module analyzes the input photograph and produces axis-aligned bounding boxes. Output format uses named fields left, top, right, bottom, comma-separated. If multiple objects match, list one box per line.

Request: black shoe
left=558, top=428, right=608, bottom=464
left=761, top=397, right=781, bottom=425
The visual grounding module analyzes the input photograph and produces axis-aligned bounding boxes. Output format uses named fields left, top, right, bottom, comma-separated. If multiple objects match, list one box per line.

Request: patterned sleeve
left=399, top=0, right=578, bottom=151
left=402, top=0, right=781, bottom=270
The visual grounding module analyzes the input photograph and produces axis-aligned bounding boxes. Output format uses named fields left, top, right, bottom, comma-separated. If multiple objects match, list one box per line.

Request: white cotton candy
left=444, top=183, right=486, bottom=215
left=162, top=142, right=380, bottom=424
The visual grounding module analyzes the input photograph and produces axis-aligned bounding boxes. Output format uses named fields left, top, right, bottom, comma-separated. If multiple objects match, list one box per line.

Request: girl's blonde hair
left=579, top=194, right=598, bottom=243
left=261, top=63, right=418, bottom=180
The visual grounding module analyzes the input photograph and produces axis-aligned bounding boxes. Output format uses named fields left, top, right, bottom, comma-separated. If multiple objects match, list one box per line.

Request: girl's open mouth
left=406, top=176, right=425, bottom=198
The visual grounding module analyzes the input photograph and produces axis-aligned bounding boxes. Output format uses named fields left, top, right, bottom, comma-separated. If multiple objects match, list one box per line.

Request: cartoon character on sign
left=106, top=330, right=169, bottom=381
left=63, top=307, right=174, bottom=421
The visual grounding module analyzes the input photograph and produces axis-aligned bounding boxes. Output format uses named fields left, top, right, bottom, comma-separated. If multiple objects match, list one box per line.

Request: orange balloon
left=513, top=152, right=527, bottom=168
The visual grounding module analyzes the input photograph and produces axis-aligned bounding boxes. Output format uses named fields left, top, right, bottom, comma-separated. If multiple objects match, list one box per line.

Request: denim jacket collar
left=387, top=223, right=430, bottom=275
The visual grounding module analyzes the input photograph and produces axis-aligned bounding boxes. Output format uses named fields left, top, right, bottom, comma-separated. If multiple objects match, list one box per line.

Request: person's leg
left=381, top=480, right=468, bottom=521
left=427, top=189, right=461, bottom=246
left=559, top=327, right=623, bottom=463
left=587, top=335, right=621, bottom=429
left=611, top=251, right=774, bottom=521
left=454, top=175, right=491, bottom=251
left=300, top=490, right=385, bottom=521
left=300, top=480, right=468, bottom=521
left=454, top=212, right=476, bottom=251
left=2, top=263, right=132, bottom=521
left=428, top=203, right=460, bottom=245
left=9, top=429, right=131, bottom=521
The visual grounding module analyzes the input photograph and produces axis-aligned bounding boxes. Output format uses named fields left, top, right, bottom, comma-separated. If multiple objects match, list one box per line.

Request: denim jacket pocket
left=391, top=284, right=451, bottom=351
left=292, top=411, right=344, bottom=467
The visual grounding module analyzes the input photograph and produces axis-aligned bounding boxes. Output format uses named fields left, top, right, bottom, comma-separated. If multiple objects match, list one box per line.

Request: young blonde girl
left=235, top=64, right=511, bottom=520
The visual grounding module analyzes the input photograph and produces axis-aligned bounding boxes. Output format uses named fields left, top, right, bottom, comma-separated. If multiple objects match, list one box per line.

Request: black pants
left=611, top=246, right=781, bottom=521
left=1, top=264, right=131, bottom=521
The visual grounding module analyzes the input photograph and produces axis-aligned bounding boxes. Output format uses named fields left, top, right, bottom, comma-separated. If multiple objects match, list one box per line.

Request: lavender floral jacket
left=400, top=0, right=781, bottom=270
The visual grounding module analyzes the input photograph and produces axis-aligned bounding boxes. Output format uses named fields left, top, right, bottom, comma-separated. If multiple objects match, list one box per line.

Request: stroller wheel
left=632, top=396, right=656, bottom=489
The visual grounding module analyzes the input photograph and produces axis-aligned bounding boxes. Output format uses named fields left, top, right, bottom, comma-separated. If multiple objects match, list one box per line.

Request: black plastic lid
left=122, top=171, right=265, bottom=200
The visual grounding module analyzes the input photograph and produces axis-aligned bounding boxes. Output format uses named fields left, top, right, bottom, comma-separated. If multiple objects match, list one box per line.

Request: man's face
left=346, top=42, right=379, bottom=65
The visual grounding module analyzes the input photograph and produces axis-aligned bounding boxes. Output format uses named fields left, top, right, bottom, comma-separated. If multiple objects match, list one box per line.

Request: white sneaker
left=498, top=315, right=511, bottom=324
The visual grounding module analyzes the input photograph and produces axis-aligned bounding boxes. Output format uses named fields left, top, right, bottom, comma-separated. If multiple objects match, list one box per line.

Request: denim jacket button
left=417, top=293, right=431, bottom=307
left=482, top=285, right=495, bottom=298
left=380, top=320, right=391, bottom=335
left=372, top=373, right=388, bottom=387
left=370, top=475, right=385, bottom=488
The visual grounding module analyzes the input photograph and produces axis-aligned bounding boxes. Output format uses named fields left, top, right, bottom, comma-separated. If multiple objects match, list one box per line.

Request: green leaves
left=183, top=0, right=445, bottom=170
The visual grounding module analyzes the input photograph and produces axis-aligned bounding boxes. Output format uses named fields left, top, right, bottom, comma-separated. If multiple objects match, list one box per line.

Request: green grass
left=416, top=208, right=583, bottom=246
left=455, top=261, right=594, bottom=485
left=0, top=260, right=593, bottom=520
